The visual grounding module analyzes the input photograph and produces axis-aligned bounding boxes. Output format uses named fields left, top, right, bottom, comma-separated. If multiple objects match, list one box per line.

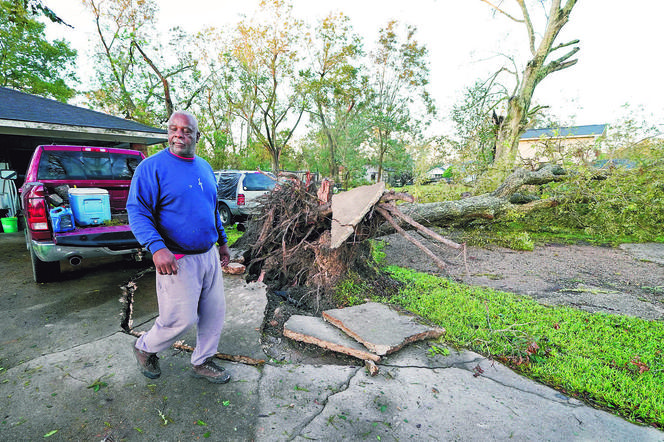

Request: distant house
left=518, top=124, right=608, bottom=165
left=364, top=166, right=389, bottom=183
left=426, top=166, right=447, bottom=181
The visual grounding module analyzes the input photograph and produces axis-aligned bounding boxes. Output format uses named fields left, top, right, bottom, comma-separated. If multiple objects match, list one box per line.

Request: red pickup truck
left=20, top=145, right=146, bottom=282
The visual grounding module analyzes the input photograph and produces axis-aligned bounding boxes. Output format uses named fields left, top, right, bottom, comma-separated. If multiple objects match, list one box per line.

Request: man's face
left=167, top=113, right=199, bottom=158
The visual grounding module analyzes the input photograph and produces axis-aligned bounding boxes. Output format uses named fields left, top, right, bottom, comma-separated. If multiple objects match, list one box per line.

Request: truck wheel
left=217, top=202, right=233, bottom=226
left=29, top=245, right=60, bottom=283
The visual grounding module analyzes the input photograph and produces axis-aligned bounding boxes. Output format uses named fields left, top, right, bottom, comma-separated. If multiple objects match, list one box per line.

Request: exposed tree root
left=173, top=341, right=265, bottom=366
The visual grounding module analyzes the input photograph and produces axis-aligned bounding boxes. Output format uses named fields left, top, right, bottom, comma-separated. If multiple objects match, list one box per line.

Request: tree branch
left=491, top=163, right=566, bottom=198
left=380, top=164, right=567, bottom=231
left=540, top=46, right=580, bottom=79
left=479, top=0, right=524, bottom=23
left=375, top=206, right=448, bottom=271
left=132, top=40, right=173, bottom=117
left=378, top=202, right=463, bottom=250
left=550, top=39, right=581, bottom=52
left=516, top=0, right=537, bottom=55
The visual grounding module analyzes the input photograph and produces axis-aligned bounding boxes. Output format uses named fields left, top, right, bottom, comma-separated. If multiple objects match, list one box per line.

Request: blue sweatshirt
left=127, top=148, right=227, bottom=255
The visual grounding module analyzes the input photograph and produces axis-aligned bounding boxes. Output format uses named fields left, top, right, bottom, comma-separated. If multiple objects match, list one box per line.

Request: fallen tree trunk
left=387, top=164, right=566, bottom=231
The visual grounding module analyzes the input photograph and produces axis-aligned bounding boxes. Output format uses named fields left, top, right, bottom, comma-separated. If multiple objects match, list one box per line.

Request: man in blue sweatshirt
left=127, top=110, right=231, bottom=383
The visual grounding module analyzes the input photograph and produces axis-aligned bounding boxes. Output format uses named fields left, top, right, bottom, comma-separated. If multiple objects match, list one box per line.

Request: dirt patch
left=380, top=233, right=664, bottom=320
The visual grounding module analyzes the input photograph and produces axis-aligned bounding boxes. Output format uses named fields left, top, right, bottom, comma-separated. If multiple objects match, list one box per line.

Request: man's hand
left=153, top=248, right=178, bottom=275
left=219, top=243, right=230, bottom=267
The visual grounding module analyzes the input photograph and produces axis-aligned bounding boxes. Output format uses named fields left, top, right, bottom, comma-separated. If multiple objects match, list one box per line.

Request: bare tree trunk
left=489, top=0, right=579, bottom=174
left=394, top=164, right=566, bottom=231
left=132, top=41, right=174, bottom=118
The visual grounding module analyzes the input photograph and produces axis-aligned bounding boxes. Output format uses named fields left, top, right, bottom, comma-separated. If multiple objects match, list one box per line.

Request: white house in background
left=426, top=166, right=448, bottom=181
left=364, top=166, right=388, bottom=183
left=518, top=124, right=608, bottom=165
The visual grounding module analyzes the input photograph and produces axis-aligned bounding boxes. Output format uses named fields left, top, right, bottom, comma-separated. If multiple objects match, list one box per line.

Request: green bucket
left=1, top=216, right=18, bottom=233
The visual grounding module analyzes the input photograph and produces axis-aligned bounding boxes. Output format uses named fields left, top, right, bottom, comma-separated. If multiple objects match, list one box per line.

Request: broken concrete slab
left=322, top=302, right=445, bottom=356
left=330, top=182, right=385, bottom=249
left=283, top=315, right=381, bottom=362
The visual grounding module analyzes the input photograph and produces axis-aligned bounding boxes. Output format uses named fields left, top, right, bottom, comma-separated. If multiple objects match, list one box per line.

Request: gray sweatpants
left=135, top=246, right=225, bottom=366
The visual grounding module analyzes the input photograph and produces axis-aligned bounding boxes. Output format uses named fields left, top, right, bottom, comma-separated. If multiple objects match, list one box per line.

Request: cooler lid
left=67, top=187, right=109, bottom=195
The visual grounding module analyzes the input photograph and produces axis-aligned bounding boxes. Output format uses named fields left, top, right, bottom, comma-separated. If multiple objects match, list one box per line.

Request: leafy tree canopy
left=0, top=0, right=77, bottom=101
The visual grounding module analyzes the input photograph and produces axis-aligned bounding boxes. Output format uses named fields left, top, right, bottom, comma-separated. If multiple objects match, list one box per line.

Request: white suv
left=215, top=170, right=276, bottom=225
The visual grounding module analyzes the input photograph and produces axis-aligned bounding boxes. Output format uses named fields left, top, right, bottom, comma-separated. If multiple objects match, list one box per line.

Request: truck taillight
left=237, top=194, right=245, bottom=206
left=26, top=186, right=49, bottom=231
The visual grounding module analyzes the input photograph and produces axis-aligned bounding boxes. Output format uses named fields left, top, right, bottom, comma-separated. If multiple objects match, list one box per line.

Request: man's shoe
left=192, top=357, right=231, bottom=384
left=132, top=344, right=161, bottom=379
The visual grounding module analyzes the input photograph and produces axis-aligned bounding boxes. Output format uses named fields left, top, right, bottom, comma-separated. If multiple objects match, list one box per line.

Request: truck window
left=38, top=151, right=142, bottom=180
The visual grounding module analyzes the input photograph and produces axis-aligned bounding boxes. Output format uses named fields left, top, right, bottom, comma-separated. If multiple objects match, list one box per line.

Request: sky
left=44, top=0, right=664, bottom=134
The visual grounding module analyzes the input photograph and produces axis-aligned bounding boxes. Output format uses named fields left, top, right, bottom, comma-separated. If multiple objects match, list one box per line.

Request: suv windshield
left=243, top=173, right=276, bottom=191
left=38, top=150, right=142, bottom=180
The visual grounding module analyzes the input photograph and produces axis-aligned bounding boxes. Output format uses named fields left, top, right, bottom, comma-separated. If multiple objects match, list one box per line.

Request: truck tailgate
left=54, top=225, right=140, bottom=249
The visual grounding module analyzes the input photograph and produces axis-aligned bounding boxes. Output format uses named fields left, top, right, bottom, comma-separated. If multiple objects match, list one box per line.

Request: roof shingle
left=0, top=87, right=165, bottom=135
left=521, top=124, right=607, bottom=140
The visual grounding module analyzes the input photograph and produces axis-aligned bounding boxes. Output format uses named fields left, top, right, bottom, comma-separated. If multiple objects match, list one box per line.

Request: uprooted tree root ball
left=237, top=177, right=392, bottom=312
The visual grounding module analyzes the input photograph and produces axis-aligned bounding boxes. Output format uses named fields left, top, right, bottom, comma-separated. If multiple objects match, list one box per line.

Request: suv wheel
left=217, top=202, right=233, bottom=226
left=29, top=243, right=60, bottom=283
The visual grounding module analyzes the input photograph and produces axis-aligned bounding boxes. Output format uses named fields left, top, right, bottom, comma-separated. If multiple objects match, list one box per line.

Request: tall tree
left=191, top=27, right=255, bottom=168
left=7, top=0, right=69, bottom=25
left=226, top=0, right=308, bottom=173
left=366, top=21, right=435, bottom=182
left=482, top=0, right=579, bottom=176
left=451, top=78, right=506, bottom=167
left=83, top=0, right=200, bottom=125
left=0, top=0, right=77, bottom=101
left=303, top=12, right=365, bottom=182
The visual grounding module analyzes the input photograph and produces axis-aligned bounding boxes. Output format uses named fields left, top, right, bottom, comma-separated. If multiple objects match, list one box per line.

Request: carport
left=0, top=87, right=167, bottom=220
left=0, top=87, right=167, bottom=188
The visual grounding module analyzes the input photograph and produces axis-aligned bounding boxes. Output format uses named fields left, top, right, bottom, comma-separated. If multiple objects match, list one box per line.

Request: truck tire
left=217, top=202, right=233, bottom=226
left=29, top=244, right=60, bottom=283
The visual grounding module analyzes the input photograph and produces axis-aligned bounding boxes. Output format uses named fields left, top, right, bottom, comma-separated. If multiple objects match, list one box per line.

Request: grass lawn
left=224, top=224, right=243, bottom=246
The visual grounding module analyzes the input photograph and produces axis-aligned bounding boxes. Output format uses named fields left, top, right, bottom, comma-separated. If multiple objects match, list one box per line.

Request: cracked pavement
left=1, top=232, right=663, bottom=440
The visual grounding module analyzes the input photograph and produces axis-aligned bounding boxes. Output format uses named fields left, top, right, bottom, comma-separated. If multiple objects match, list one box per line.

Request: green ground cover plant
left=224, top=224, right=243, bottom=247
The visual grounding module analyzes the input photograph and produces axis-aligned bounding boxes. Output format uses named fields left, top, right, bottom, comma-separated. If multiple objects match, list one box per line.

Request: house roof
left=521, top=124, right=607, bottom=140
left=0, top=87, right=167, bottom=145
